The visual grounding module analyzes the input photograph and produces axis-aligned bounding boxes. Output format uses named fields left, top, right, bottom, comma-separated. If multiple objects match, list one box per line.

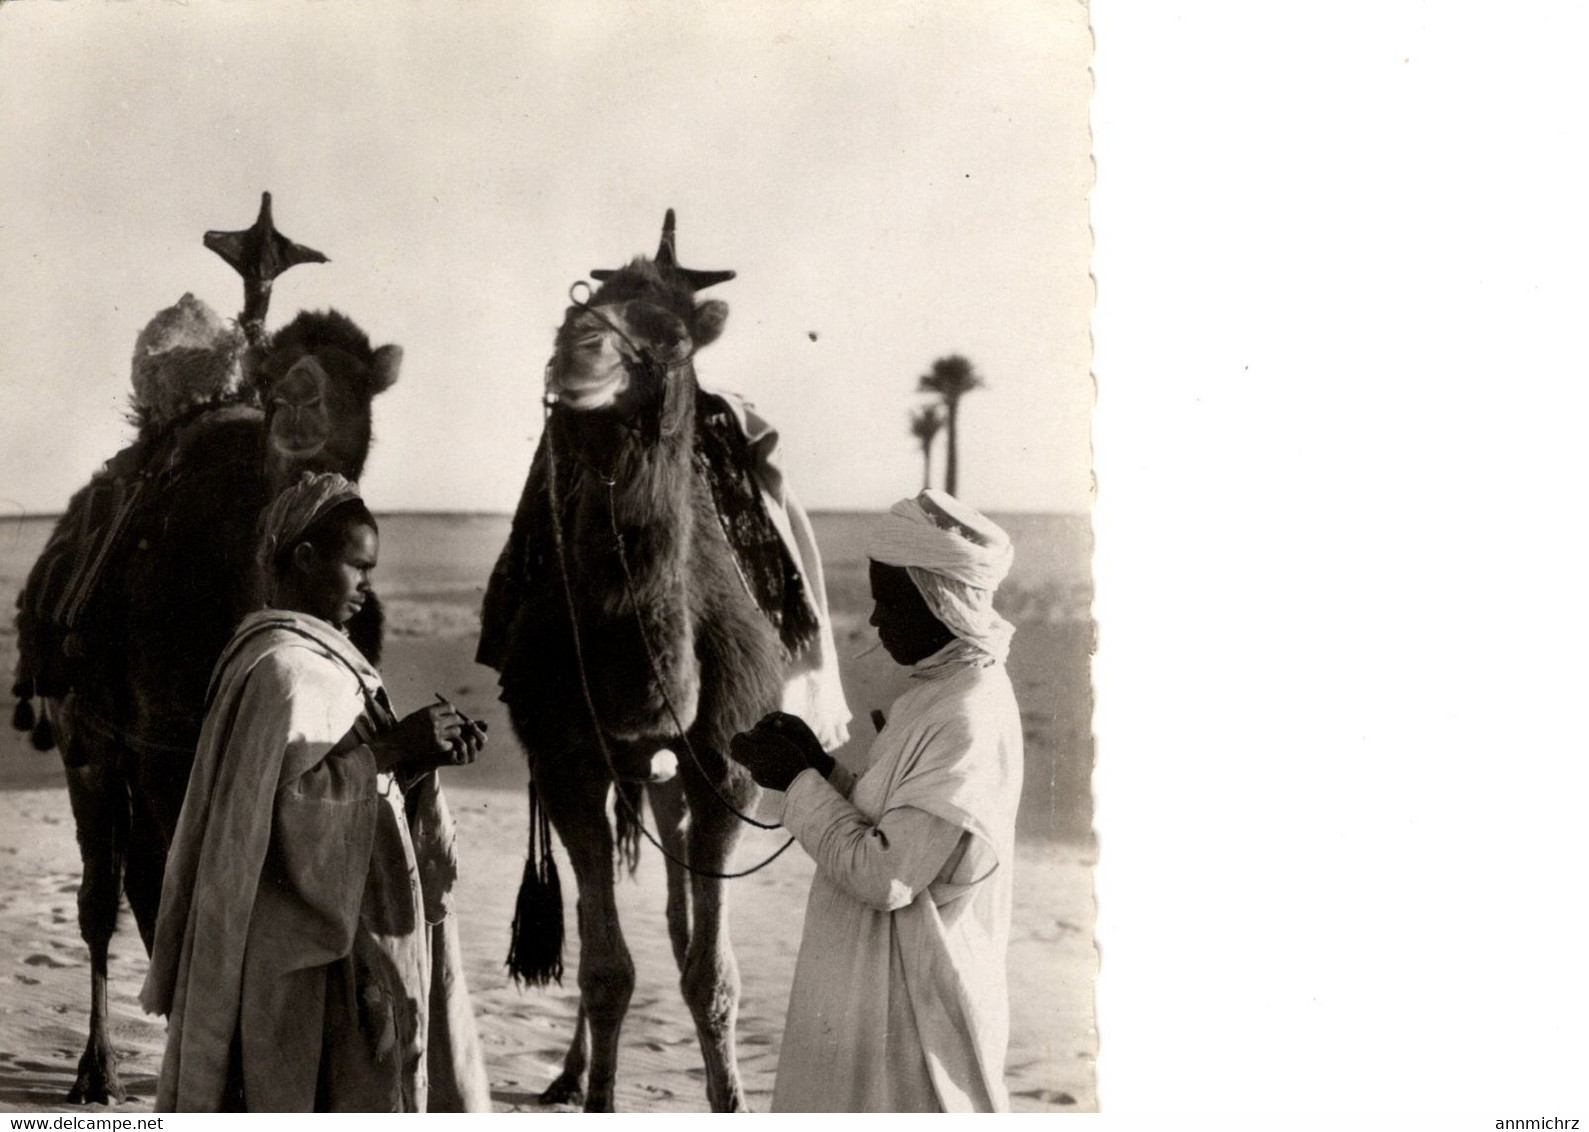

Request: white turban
left=865, top=489, right=1016, bottom=664
left=257, top=470, right=363, bottom=574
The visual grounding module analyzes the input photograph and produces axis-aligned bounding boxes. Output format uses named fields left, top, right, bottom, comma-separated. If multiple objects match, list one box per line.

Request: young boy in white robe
left=730, top=489, right=1024, bottom=1112
left=141, top=472, right=492, bottom=1112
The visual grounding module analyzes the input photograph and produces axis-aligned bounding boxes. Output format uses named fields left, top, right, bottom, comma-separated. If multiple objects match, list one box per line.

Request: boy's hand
left=372, top=703, right=485, bottom=773
left=728, top=711, right=835, bottom=791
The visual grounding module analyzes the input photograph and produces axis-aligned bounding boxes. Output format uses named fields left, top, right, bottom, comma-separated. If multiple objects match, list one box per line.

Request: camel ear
left=692, top=300, right=729, bottom=349
left=370, top=345, right=403, bottom=392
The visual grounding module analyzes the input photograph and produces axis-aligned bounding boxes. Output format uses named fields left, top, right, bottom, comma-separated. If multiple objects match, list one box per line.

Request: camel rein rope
left=541, top=399, right=797, bottom=881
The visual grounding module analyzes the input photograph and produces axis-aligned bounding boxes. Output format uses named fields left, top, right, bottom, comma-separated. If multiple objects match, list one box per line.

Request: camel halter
left=540, top=397, right=798, bottom=882
left=545, top=281, right=699, bottom=449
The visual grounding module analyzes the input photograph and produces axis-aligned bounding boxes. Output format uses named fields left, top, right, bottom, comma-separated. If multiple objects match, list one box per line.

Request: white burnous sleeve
left=779, top=769, right=980, bottom=912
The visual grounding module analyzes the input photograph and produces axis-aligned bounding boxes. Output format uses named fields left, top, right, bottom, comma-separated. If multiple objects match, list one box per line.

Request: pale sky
left=0, top=0, right=1091, bottom=516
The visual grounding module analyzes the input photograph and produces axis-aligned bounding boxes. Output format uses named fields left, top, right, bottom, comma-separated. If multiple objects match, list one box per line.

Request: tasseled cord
left=11, top=682, right=54, bottom=752
left=506, top=779, right=564, bottom=988
left=31, top=711, right=55, bottom=752
left=614, top=778, right=644, bottom=876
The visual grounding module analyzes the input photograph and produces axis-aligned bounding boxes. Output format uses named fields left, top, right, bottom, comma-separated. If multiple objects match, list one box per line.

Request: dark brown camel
left=479, top=211, right=817, bottom=1112
left=10, top=197, right=401, bottom=1104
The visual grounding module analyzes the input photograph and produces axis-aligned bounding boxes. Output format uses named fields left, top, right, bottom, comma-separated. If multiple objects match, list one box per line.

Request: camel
left=9, top=195, right=401, bottom=1104
left=478, top=211, right=833, bottom=1112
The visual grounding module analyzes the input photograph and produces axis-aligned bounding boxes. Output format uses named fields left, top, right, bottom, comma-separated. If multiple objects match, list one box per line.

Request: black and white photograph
left=8, top=2, right=1587, bottom=1123
left=0, top=0, right=1095, bottom=1114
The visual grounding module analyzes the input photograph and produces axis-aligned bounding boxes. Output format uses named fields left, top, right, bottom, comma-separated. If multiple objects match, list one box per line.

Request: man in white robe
left=731, top=489, right=1024, bottom=1112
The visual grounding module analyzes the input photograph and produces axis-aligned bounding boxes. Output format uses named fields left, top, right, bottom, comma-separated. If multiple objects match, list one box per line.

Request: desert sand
left=0, top=512, right=1096, bottom=1113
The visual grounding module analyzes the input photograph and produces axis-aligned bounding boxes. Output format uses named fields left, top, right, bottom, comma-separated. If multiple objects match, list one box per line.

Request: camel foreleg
left=678, top=778, right=749, bottom=1113
left=537, top=759, right=633, bottom=1112
left=647, top=777, right=691, bottom=970
left=122, top=790, right=166, bottom=955
left=538, top=1003, right=588, bottom=1107
left=539, top=776, right=691, bottom=1110
left=121, top=741, right=194, bottom=953
left=62, top=757, right=129, bottom=1106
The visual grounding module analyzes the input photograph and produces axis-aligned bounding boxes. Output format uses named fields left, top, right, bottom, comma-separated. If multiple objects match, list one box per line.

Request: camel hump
left=13, top=401, right=267, bottom=699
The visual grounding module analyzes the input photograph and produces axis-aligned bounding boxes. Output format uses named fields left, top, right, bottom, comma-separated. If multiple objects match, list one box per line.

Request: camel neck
left=557, top=373, right=698, bottom=522
left=553, top=383, right=698, bottom=591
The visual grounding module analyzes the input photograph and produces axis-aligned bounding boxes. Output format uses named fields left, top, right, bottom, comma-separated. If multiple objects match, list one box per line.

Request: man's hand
left=371, top=703, right=486, bottom=775
left=728, top=711, right=835, bottom=792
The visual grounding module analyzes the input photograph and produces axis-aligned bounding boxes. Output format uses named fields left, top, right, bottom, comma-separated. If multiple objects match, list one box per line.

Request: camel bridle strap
left=552, top=281, right=698, bottom=448
left=566, top=280, right=701, bottom=373
left=541, top=402, right=797, bottom=881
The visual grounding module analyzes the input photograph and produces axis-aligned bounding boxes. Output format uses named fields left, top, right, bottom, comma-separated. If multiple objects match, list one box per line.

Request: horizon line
left=3, top=505, right=1094, bottom=522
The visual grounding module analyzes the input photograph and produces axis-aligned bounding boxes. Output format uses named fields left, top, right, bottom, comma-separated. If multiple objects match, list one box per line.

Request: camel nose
left=276, top=356, right=328, bottom=402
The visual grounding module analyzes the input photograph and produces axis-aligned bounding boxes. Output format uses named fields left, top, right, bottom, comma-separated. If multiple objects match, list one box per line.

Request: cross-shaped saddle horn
left=203, top=192, right=329, bottom=342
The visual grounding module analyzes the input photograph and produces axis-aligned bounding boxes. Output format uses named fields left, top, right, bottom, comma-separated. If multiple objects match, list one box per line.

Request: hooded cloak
left=140, top=609, right=490, bottom=1112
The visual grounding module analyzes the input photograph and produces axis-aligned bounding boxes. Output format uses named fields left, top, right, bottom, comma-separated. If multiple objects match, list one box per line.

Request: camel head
left=246, top=308, right=401, bottom=483
left=547, top=210, right=732, bottom=425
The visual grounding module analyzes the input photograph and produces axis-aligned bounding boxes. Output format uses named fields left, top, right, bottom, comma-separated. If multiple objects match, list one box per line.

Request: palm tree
left=909, top=405, right=944, bottom=491
left=917, top=354, right=984, bottom=496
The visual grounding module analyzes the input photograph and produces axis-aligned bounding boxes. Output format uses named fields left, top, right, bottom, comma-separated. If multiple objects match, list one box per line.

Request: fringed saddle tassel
left=614, top=778, right=644, bottom=876
left=31, top=709, right=56, bottom=752
left=11, top=680, right=54, bottom=752
left=11, top=695, right=35, bottom=734
left=506, top=778, right=564, bottom=988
